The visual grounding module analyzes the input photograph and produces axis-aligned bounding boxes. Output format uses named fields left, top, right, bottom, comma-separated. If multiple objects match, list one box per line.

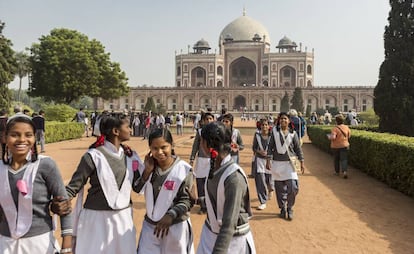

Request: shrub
left=44, top=104, right=77, bottom=122
left=307, top=125, right=414, bottom=197
left=358, top=108, right=379, bottom=125
left=45, top=121, right=85, bottom=143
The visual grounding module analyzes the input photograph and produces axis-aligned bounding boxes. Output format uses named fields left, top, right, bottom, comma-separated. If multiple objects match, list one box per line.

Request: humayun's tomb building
left=97, top=12, right=374, bottom=114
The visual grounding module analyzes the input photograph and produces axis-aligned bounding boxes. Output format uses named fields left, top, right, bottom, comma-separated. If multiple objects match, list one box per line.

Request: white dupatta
left=144, top=159, right=191, bottom=222
left=73, top=145, right=143, bottom=235
left=0, top=156, right=45, bottom=239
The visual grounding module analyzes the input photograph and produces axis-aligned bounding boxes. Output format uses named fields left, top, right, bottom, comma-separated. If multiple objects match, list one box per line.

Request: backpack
left=176, top=115, right=180, bottom=122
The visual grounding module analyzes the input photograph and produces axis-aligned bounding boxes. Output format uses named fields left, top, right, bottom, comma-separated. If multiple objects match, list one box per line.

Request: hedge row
left=44, top=122, right=85, bottom=143
left=307, top=125, right=414, bottom=197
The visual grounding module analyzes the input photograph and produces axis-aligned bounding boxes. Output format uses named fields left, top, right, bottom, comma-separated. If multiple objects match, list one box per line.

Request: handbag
left=279, top=131, right=302, bottom=173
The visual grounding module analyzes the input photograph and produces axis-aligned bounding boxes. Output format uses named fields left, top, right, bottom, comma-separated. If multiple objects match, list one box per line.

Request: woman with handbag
left=328, top=114, right=351, bottom=179
left=266, top=112, right=305, bottom=220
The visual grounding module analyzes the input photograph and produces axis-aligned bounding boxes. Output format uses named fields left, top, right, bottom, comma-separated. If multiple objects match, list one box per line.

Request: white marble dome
left=219, top=15, right=271, bottom=45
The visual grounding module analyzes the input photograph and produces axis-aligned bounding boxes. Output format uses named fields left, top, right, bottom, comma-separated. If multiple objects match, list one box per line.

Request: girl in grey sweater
left=0, top=115, right=72, bottom=254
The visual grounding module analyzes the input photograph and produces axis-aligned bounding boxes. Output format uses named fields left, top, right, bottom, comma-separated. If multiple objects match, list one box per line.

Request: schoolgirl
left=189, top=112, right=215, bottom=214
left=196, top=122, right=256, bottom=254
left=0, top=115, right=72, bottom=254
left=266, top=112, right=305, bottom=220
left=221, top=113, right=244, bottom=164
left=63, top=114, right=143, bottom=253
left=253, top=118, right=274, bottom=210
left=136, top=128, right=194, bottom=254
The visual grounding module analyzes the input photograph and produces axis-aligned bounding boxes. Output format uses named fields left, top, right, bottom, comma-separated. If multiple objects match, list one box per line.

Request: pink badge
left=132, top=160, right=139, bottom=172
left=16, top=180, right=28, bottom=196
left=164, top=180, right=176, bottom=191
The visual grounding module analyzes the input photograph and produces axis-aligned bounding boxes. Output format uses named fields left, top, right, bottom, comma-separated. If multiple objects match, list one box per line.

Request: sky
left=1, top=0, right=390, bottom=90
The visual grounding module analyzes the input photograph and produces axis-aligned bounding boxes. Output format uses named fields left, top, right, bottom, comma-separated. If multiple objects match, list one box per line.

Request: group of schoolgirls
left=0, top=112, right=255, bottom=254
left=252, top=113, right=306, bottom=220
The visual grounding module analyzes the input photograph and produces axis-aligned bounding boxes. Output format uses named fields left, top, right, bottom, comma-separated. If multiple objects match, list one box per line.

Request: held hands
left=50, top=196, right=72, bottom=216
left=154, top=214, right=173, bottom=238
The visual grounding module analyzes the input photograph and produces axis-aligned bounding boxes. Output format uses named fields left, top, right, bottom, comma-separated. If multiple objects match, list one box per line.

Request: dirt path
left=46, top=120, right=414, bottom=254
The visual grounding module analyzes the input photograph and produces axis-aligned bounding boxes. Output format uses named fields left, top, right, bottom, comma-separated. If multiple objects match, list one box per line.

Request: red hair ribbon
left=95, top=135, right=105, bottom=147
left=209, top=148, right=218, bottom=159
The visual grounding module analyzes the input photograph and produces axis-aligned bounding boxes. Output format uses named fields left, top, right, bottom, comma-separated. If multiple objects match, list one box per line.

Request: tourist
left=135, top=128, right=194, bottom=254
left=266, top=112, right=305, bottom=220
left=32, top=110, right=46, bottom=153
left=324, top=110, right=332, bottom=125
left=189, top=112, right=215, bottom=214
left=328, top=114, right=351, bottom=179
left=221, top=113, right=244, bottom=164
left=132, top=113, right=141, bottom=136
left=176, top=113, right=184, bottom=136
left=0, top=115, right=72, bottom=253
left=72, top=108, right=88, bottom=137
left=253, top=118, right=273, bottom=210
left=56, top=114, right=143, bottom=253
left=196, top=122, right=256, bottom=253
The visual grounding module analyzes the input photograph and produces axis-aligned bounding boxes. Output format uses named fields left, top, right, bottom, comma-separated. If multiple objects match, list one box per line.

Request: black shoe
left=287, top=208, right=293, bottom=220
left=280, top=208, right=286, bottom=219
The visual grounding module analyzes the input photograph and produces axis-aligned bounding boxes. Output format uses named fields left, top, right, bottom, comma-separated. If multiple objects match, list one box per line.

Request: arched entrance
left=229, top=57, right=256, bottom=88
left=234, top=95, right=246, bottom=111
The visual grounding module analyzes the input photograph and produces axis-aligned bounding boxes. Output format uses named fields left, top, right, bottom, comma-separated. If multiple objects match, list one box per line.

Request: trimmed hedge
left=307, top=125, right=414, bottom=197
left=45, top=122, right=85, bottom=143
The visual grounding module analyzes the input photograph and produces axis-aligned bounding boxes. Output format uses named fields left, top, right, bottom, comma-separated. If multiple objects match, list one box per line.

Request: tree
left=0, top=21, right=17, bottom=109
left=280, top=92, right=290, bottom=112
left=29, top=28, right=129, bottom=104
left=290, top=87, right=304, bottom=113
left=144, top=97, right=156, bottom=113
left=15, top=51, right=30, bottom=102
left=374, top=1, right=414, bottom=136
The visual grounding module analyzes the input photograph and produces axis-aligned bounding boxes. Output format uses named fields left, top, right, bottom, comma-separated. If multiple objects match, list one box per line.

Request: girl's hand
left=142, top=152, right=156, bottom=180
left=154, top=214, right=173, bottom=238
left=185, top=186, right=198, bottom=207
left=258, top=150, right=267, bottom=157
left=50, top=196, right=72, bottom=216
left=231, top=143, right=239, bottom=152
left=266, top=159, right=271, bottom=170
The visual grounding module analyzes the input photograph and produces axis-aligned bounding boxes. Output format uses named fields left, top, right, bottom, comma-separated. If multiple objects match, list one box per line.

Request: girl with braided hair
left=0, top=115, right=72, bottom=253
left=136, top=128, right=194, bottom=254
left=53, top=114, right=144, bottom=253
left=196, top=122, right=256, bottom=254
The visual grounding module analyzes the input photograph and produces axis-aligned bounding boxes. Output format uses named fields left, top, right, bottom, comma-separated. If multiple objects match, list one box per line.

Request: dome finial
left=243, top=6, right=246, bottom=16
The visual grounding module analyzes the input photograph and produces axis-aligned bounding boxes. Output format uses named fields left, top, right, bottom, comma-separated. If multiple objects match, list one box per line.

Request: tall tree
left=290, top=87, right=304, bottom=113
left=280, top=92, right=290, bottom=112
left=0, top=21, right=17, bottom=109
left=15, top=51, right=30, bottom=102
left=29, top=28, right=129, bottom=104
left=374, top=1, right=414, bottom=136
left=144, top=97, right=156, bottom=113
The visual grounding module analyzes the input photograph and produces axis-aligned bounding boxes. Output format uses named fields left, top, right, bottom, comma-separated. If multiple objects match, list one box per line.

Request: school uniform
left=197, top=155, right=256, bottom=254
left=230, top=128, right=244, bottom=164
left=253, top=133, right=273, bottom=205
left=137, top=158, right=194, bottom=254
left=189, top=129, right=210, bottom=210
left=66, top=141, right=143, bottom=254
left=0, top=156, right=72, bottom=254
left=267, top=127, right=304, bottom=211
